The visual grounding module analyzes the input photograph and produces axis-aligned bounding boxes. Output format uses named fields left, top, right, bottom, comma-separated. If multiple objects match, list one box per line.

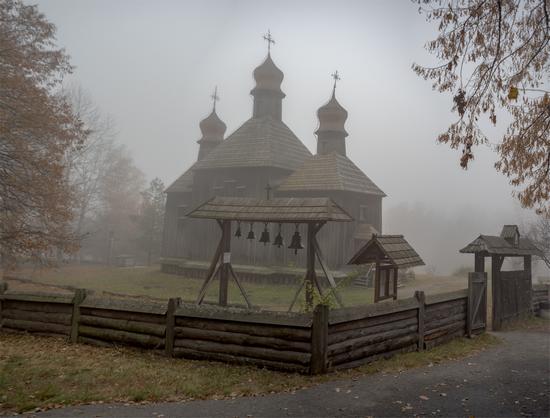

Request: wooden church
left=161, top=36, right=385, bottom=275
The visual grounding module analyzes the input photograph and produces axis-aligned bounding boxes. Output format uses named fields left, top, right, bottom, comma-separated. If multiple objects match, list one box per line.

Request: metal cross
left=331, top=70, right=341, bottom=92
left=263, top=30, right=275, bottom=54
left=210, top=86, right=219, bottom=111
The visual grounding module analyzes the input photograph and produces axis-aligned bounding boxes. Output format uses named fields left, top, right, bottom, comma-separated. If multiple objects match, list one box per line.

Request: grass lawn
left=10, top=265, right=375, bottom=311
left=0, top=332, right=500, bottom=414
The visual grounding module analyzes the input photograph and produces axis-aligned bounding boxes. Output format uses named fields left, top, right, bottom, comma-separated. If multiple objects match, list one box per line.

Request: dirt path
left=27, top=329, right=549, bottom=418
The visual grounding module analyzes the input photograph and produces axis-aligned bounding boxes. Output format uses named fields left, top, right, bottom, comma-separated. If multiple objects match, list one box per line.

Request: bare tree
left=63, top=84, right=117, bottom=261
left=414, top=0, right=549, bottom=214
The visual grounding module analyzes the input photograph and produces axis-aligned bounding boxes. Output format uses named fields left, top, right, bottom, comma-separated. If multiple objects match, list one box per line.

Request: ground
left=0, top=331, right=499, bottom=415
left=9, top=323, right=548, bottom=418
left=3, top=264, right=468, bottom=311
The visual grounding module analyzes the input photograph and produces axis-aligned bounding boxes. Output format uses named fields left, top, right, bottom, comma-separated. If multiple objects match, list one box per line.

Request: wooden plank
left=2, top=300, right=73, bottom=314
left=174, top=338, right=311, bottom=365
left=424, top=321, right=465, bottom=340
left=228, top=264, right=252, bottom=309
left=330, top=334, right=418, bottom=366
left=328, top=309, right=417, bottom=335
left=313, top=237, right=344, bottom=308
left=425, top=289, right=468, bottom=305
left=196, top=233, right=224, bottom=305
left=79, top=325, right=164, bottom=348
left=175, top=305, right=312, bottom=327
left=1, top=309, right=72, bottom=325
left=310, top=304, right=329, bottom=374
left=328, top=297, right=419, bottom=325
left=80, top=297, right=167, bottom=315
left=328, top=316, right=418, bottom=345
left=0, top=293, right=74, bottom=304
left=219, top=220, right=231, bottom=306
left=333, top=344, right=417, bottom=371
left=79, top=315, right=166, bottom=337
left=70, top=289, right=86, bottom=343
left=415, top=290, right=425, bottom=351
left=175, top=326, right=311, bottom=352
left=328, top=324, right=417, bottom=357
left=173, top=348, right=308, bottom=374
left=80, top=307, right=165, bottom=324
left=2, top=318, right=71, bottom=335
left=174, top=318, right=311, bottom=341
left=425, top=313, right=467, bottom=331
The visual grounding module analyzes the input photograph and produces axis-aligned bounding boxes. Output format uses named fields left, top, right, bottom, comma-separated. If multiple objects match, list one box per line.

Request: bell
left=259, top=223, right=270, bottom=245
left=235, top=222, right=242, bottom=238
left=273, top=224, right=284, bottom=248
left=246, top=223, right=255, bottom=240
left=288, top=225, right=304, bottom=254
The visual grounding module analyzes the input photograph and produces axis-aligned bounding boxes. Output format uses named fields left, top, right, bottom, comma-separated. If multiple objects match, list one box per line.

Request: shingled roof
left=193, top=117, right=312, bottom=171
left=187, top=196, right=353, bottom=223
left=165, top=164, right=195, bottom=193
left=459, top=234, right=542, bottom=257
left=277, top=152, right=385, bottom=196
left=348, top=235, right=425, bottom=268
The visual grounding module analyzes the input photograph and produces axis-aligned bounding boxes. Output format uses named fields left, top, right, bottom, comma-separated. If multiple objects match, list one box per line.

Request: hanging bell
left=234, top=221, right=242, bottom=238
left=273, top=224, right=284, bottom=248
left=246, top=223, right=255, bottom=240
left=259, top=223, right=270, bottom=245
left=288, top=224, right=304, bottom=255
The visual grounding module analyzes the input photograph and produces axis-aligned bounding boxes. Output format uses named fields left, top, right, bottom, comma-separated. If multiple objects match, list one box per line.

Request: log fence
left=1, top=278, right=545, bottom=374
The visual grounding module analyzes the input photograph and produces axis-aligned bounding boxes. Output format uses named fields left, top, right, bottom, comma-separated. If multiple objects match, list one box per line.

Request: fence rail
left=1, top=278, right=540, bottom=374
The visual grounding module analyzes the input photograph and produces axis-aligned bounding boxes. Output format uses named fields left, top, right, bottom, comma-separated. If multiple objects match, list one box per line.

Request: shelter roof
left=193, top=116, right=312, bottom=171
left=348, top=234, right=425, bottom=268
left=187, top=196, right=353, bottom=223
left=459, top=234, right=542, bottom=256
left=277, top=152, right=385, bottom=196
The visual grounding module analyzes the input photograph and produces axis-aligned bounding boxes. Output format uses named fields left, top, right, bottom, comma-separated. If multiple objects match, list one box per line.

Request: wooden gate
left=467, top=272, right=487, bottom=336
left=493, top=270, right=531, bottom=329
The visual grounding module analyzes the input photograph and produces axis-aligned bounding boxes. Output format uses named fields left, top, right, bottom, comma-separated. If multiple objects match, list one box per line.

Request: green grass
left=14, top=265, right=373, bottom=311
left=0, top=332, right=500, bottom=414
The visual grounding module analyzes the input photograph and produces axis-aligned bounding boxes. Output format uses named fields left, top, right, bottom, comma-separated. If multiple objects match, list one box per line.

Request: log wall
left=532, top=284, right=550, bottom=313
left=0, top=281, right=492, bottom=375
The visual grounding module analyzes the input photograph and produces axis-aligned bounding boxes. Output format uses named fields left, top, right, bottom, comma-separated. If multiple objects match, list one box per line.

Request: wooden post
left=305, top=224, right=316, bottom=309
left=165, top=297, right=180, bottom=357
left=393, top=268, right=398, bottom=300
left=374, top=260, right=380, bottom=303
left=414, top=290, right=425, bottom=351
left=491, top=255, right=501, bottom=331
left=70, top=289, right=86, bottom=343
left=524, top=255, right=532, bottom=313
left=0, top=281, right=7, bottom=324
left=384, top=268, right=390, bottom=299
left=219, top=220, right=231, bottom=306
left=474, top=253, right=485, bottom=273
left=310, top=304, right=329, bottom=374
left=467, top=273, right=474, bottom=338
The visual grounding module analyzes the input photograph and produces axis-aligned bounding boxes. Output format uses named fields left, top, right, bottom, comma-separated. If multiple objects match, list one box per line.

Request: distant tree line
left=1, top=0, right=165, bottom=271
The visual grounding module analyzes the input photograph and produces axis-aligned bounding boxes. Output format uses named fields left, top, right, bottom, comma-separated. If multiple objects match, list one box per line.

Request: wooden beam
left=219, top=220, right=231, bottom=306
left=288, top=279, right=306, bottom=313
left=393, top=268, right=398, bottom=300
left=313, top=236, right=344, bottom=308
left=228, top=264, right=252, bottom=309
left=474, top=253, right=485, bottom=273
left=415, top=290, right=425, bottom=351
left=195, top=233, right=224, bottom=305
left=70, top=289, right=86, bottom=343
left=310, top=304, right=329, bottom=374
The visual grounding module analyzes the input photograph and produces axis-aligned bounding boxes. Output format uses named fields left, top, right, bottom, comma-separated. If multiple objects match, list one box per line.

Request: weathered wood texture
left=531, top=284, right=549, bottom=314
left=0, top=282, right=502, bottom=374
left=0, top=292, right=74, bottom=338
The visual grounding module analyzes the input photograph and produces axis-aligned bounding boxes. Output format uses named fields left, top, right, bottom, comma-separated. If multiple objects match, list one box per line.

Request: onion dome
left=198, top=109, right=226, bottom=143
left=251, top=54, right=285, bottom=96
left=315, top=89, right=348, bottom=137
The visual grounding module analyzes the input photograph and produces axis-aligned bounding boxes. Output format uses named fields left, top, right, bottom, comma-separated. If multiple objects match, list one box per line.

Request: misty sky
left=36, top=0, right=541, bottom=273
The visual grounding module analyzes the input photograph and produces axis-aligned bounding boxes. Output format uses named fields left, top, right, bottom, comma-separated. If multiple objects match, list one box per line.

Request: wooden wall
left=0, top=282, right=494, bottom=375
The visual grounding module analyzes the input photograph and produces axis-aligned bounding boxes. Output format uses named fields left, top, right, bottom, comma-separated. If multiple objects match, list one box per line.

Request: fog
left=37, top=0, right=541, bottom=274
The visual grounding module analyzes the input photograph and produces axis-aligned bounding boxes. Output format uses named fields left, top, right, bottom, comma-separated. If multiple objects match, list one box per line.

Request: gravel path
left=29, top=330, right=550, bottom=418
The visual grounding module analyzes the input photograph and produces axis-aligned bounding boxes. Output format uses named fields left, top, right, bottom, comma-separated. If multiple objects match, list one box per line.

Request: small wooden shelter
left=460, top=225, right=543, bottom=329
left=187, top=196, right=353, bottom=310
left=349, top=235, right=424, bottom=303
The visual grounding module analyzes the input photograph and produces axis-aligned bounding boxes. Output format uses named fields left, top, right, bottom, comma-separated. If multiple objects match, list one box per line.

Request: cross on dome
left=263, top=30, right=275, bottom=54
left=331, top=70, right=341, bottom=95
left=210, top=86, right=220, bottom=111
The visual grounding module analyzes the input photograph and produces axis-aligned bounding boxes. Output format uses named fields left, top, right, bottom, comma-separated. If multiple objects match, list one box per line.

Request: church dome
left=315, top=90, right=348, bottom=136
left=253, top=54, right=284, bottom=93
left=198, top=109, right=226, bottom=142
